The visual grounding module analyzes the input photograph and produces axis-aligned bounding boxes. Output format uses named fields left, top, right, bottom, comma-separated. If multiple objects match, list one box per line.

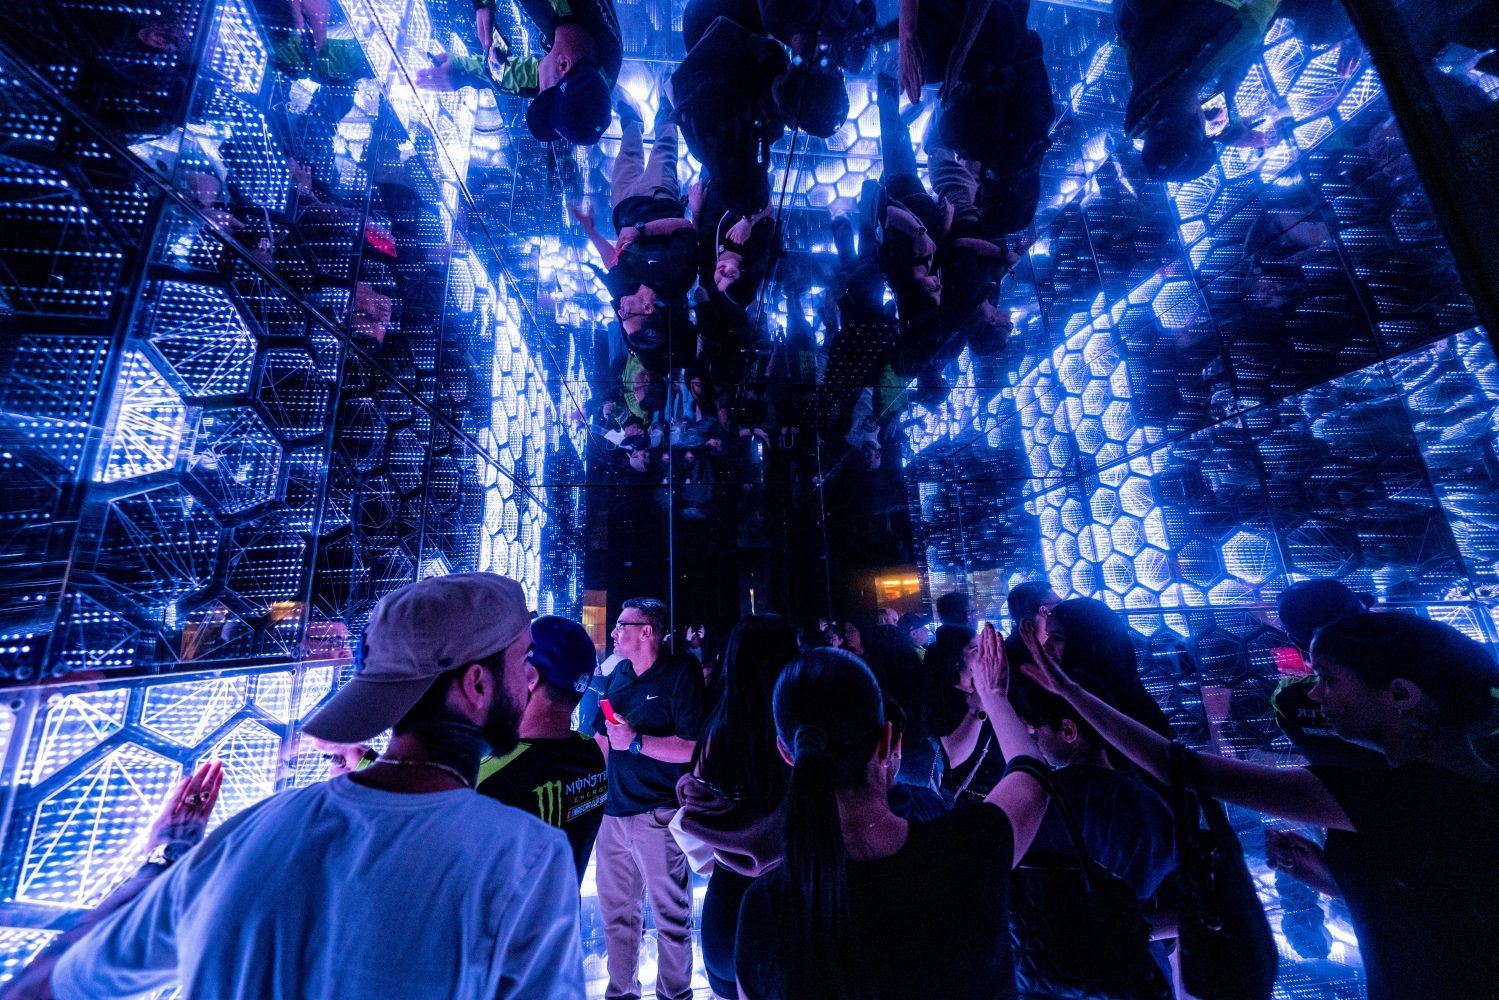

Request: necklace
left=377, top=756, right=472, bottom=788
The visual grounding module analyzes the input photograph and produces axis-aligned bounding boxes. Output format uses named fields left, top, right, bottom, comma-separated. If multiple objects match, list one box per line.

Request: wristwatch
left=628, top=737, right=643, bottom=755
left=143, top=840, right=191, bottom=871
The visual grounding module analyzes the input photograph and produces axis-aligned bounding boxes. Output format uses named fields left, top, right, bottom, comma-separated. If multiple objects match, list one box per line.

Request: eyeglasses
left=612, top=620, right=650, bottom=633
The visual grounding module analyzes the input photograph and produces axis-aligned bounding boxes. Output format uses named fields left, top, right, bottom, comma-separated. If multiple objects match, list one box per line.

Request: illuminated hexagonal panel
left=18, top=743, right=179, bottom=908
left=141, top=677, right=250, bottom=747
left=29, top=690, right=128, bottom=785
left=96, top=352, right=189, bottom=485
left=200, top=720, right=281, bottom=834
left=146, top=282, right=258, bottom=398
left=187, top=408, right=284, bottom=514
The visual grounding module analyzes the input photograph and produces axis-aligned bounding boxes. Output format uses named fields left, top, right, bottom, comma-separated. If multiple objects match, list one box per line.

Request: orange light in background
left=581, top=590, right=608, bottom=655
left=876, top=576, right=922, bottom=602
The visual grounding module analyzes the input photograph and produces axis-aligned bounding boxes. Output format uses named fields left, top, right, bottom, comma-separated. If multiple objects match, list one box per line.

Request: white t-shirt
left=52, top=776, right=585, bottom=1000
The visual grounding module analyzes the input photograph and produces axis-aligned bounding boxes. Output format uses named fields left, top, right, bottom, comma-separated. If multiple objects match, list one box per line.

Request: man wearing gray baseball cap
left=52, top=573, right=586, bottom=1000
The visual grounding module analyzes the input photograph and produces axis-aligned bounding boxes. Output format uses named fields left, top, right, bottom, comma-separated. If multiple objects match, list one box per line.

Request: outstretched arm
left=569, top=202, right=619, bottom=267
left=971, top=624, right=1049, bottom=866
left=898, top=0, right=924, bottom=102
left=1019, top=637, right=1354, bottom=831
left=6, top=764, right=223, bottom=1000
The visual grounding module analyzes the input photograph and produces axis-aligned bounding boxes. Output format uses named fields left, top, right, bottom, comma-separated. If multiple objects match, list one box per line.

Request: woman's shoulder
left=912, top=800, right=1013, bottom=855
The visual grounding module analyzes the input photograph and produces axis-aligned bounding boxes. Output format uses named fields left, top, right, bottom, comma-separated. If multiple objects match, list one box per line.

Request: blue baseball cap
left=526, top=64, right=612, bottom=145
left=530, top=616, right=598, bottom=695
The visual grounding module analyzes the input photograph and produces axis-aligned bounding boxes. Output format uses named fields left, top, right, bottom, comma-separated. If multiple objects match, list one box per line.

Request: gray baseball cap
left=302, top=572, right=532, bottom=744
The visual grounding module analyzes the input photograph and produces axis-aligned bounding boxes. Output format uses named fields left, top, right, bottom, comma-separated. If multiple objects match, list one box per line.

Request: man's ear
left=1060, top=718, right=1079, bottom=745
left=450, top=660, right=490, bottom=714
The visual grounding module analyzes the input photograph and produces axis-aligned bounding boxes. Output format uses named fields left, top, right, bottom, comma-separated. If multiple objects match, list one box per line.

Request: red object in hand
left=600, top=698, right=621, bottom=724
left=1273, top=646, right=1309, bottom=676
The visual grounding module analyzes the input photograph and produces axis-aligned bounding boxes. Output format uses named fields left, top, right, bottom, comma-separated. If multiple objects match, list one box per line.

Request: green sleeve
left=446, top=50, right=541, bottom=96
left=494, top=55, right=541, bottom=96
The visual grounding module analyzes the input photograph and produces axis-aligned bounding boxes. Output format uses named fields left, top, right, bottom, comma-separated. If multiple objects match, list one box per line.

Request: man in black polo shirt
left=589, top=597, right=705, bottom=1000
left=567, top=99, right=698, bottom=376
left=477, top=616, right=607, bottom=881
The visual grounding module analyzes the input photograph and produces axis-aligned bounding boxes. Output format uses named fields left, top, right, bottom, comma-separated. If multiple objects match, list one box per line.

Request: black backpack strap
left=1004, top=756, right=1102, bottom=891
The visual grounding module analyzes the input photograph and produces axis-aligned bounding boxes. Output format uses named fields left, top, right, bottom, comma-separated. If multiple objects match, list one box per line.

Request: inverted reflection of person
left=1021, top=611, right=1499, bottom=1000
left=47, top=573, right=585, bottom=1000
left=2, top=763, right=223, bottom=1000
left=568, top=102, right=697, bottom=376
left=420, top=0, right=621, bottom=146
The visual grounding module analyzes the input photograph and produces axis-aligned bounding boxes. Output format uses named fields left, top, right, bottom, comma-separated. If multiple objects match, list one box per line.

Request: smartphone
left=600, top=698, right=621, bottom=725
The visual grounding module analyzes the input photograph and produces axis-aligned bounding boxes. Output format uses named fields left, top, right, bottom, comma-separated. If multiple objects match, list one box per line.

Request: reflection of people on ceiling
left=417, top=0, right=623, bottom=146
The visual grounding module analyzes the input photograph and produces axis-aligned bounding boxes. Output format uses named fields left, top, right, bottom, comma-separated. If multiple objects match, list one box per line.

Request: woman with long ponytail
left=736, top=627, right=1051, bottom=999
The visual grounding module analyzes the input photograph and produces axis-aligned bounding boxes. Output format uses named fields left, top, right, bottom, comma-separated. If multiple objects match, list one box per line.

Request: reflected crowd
left=3, top=0, right=1499, bottom=996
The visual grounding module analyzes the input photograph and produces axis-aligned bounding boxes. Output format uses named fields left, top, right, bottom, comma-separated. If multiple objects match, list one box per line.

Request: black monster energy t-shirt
left=477, top=736, right=608, bottom=880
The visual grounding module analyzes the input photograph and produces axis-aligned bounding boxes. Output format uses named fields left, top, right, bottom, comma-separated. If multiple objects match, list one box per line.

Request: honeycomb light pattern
left=1, top=667, right=338, bottom=937
left=907, top=1, right=1491, bottom=641
left=96, top=352, right=190, bottom=485
left=471, top=248, right=553, bottom=609
left=141, top=677, right=250, bottom=747
left=16, top=743, right=180, bottom=908
left=28, top=690, right=129, bottom=785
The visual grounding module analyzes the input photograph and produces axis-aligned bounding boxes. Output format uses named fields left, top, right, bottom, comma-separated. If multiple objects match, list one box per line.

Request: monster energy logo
left=534, top=780, right=565, bottom=827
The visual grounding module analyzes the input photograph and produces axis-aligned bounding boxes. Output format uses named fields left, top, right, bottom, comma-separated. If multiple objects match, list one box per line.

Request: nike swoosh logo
left=645, top=694, right=659, bottom=700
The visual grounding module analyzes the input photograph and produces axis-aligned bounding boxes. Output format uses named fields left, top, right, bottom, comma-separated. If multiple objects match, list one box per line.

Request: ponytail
left=782, top=725, right=851, bottom=997
left=770, top=650, right=885, bottom=997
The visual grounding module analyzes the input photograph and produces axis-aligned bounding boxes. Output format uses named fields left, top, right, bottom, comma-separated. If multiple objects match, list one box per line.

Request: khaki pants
left=611, top=121, right=681, bottom=210
left=596, top=808, right=694, bottom=1000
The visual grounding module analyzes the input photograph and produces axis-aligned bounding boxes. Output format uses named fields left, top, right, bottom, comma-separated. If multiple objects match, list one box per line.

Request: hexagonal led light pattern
left=146, top=282, right=258, bottom=398
left=17, top=743, right=179, bottom=908
left=208, top=0, right=270, bottom=97
left=96, top=351, right=190, bottom=484
left=1168, top=24, right=1378, bottom=278
left=464, top=250, right=552, bottom=609
left=254, top=666, right=336, bottom=724
left=187, top=407, right=284, bottom=514
left=28, top=690, right=128, bottom=785
left=201, top=720, right=282, bottom=834
left=141, top=677, right=251, bottom=747
left=97, top=485, right=221, bottom=609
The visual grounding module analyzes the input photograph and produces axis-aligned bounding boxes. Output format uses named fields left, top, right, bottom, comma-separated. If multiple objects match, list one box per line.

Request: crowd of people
left=11, top=568, right=1499, bottom=1000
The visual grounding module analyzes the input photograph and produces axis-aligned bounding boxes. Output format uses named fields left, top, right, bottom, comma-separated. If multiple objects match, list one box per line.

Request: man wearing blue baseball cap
left=477, top=616, right=608, bottom=880
left=419, top=0, right=622, bottom=146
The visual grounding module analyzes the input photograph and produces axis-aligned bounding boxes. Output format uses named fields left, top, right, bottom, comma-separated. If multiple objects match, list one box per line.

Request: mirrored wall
left=0, top=0, right=1496, bottom=995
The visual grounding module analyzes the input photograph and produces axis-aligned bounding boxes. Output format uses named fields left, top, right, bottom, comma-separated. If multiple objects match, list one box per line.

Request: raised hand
left=898, top=32, right=924, bottom=104
left=415, top=53, right=455, bottom=91
left=147, top=761, right=223, bottom=855
left=1018, top=619, right=1070, bottom=695
left=970, top=622, right=1009, bottom=701
left=567, top=200, right=596, bottom=230
left=1266, top=829, right=1341, bottom=897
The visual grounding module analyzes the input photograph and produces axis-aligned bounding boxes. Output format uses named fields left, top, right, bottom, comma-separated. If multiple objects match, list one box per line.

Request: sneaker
left=615, top=94, right=644, bottom=131
left=655, top=90, right=675, bottom=130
